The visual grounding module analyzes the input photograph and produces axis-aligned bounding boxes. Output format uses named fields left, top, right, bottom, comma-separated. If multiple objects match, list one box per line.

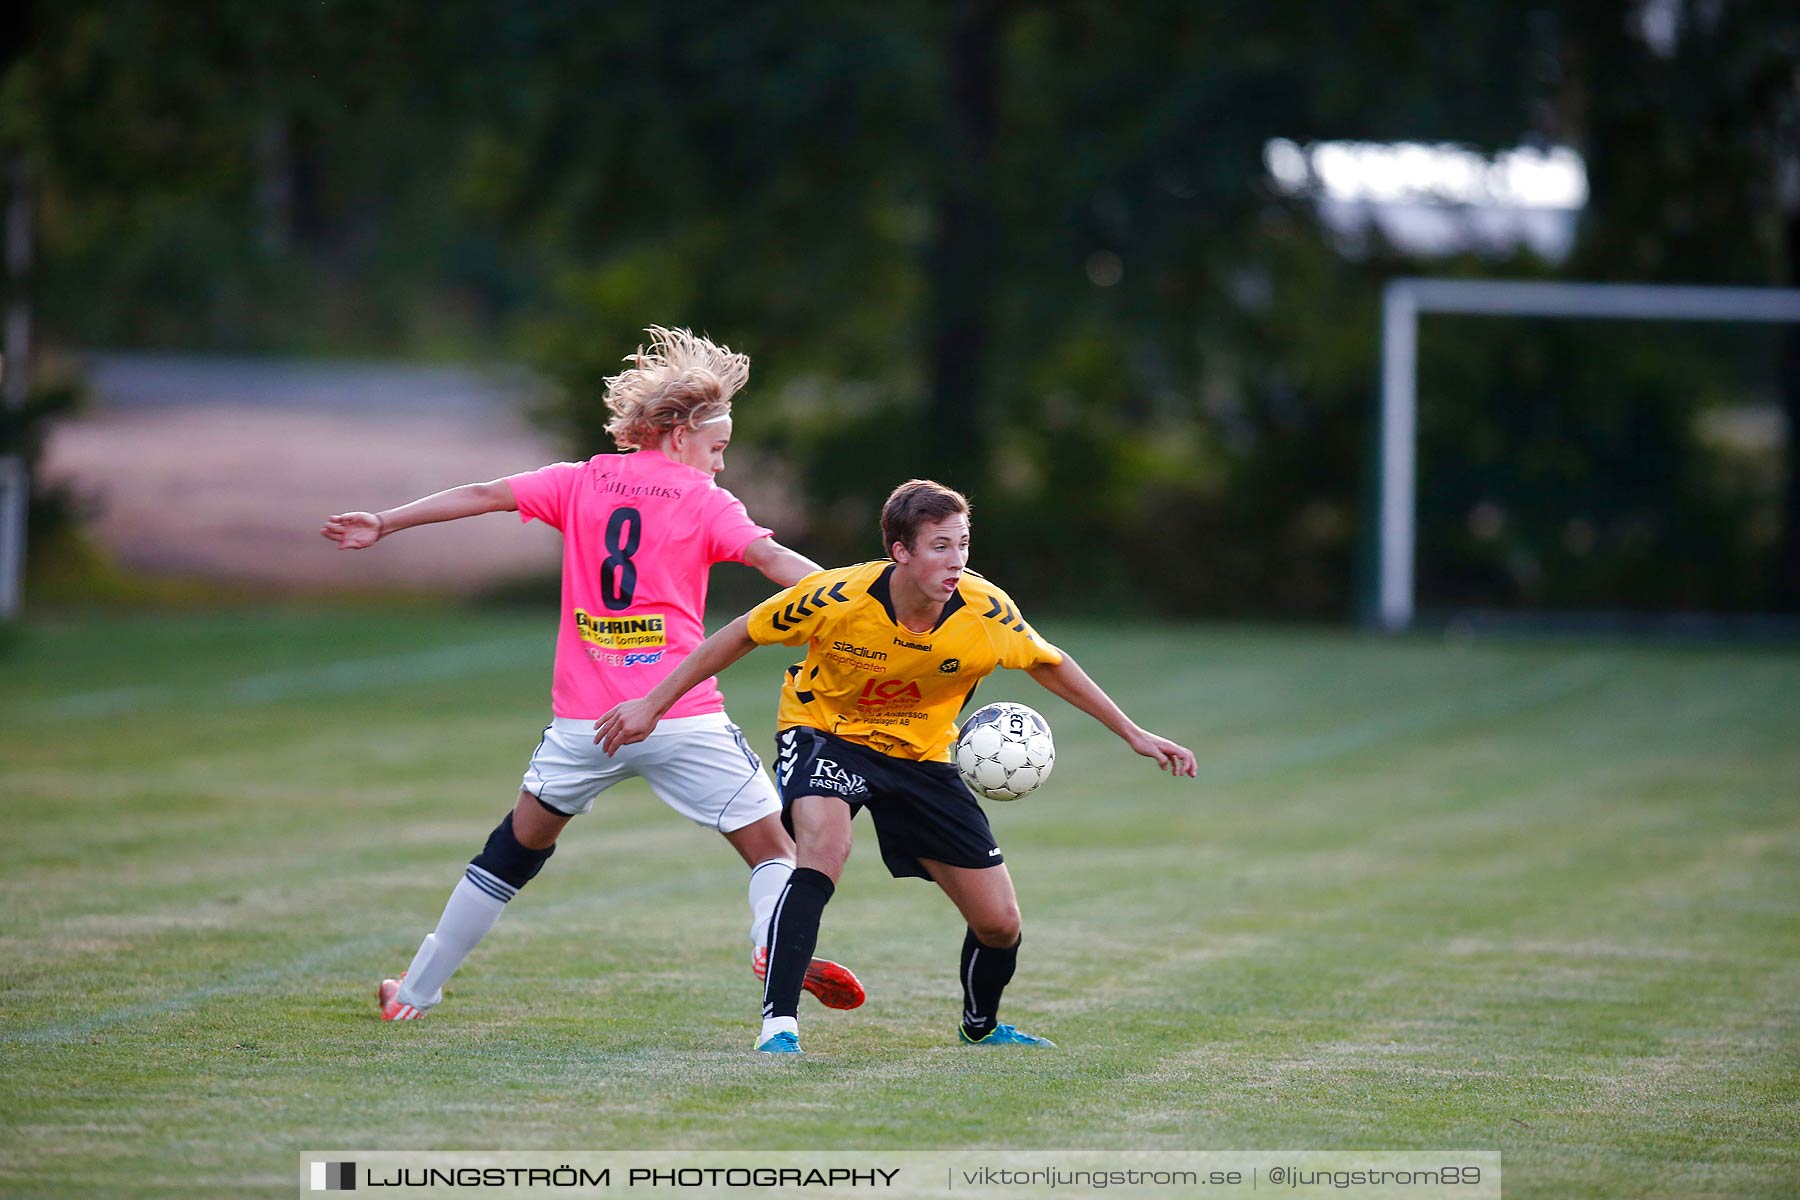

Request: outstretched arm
left=1026, top=655, right=1197, bottom=778
left=594, top=614, right=759, bottom=752
left=741, top=536, right=822, bottom=588
left=321, top=479, right=518, bottom=550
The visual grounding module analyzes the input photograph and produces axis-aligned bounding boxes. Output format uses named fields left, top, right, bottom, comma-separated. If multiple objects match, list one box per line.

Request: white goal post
left=1376, top=278, right=1800, bottom=631
left=0, top=453, right=24, bottom=619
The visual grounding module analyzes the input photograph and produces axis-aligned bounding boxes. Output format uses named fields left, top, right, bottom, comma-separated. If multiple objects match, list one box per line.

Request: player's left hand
left=594, top=700, right=660, bottom=754
left=1130, top=730, right=1197, bottom=778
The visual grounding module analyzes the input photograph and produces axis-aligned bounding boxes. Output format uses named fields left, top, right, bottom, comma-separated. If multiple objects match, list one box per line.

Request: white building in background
left=1264, top=138, right=1589, bottom=261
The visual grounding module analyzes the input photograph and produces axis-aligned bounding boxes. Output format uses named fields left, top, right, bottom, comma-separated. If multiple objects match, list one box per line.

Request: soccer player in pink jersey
left=321, top=327, right=863, bottom=1021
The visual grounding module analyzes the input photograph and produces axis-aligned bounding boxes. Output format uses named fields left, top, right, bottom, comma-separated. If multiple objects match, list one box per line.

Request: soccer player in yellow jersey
left=597, top=479, right=1197, bottom=1053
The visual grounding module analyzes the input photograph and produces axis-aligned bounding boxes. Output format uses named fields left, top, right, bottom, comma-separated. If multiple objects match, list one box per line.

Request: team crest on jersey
left=938, top=658, right=961, bottom=674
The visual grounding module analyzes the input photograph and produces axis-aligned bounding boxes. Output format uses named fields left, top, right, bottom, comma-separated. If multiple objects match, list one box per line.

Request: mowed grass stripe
left=0, top=636, right=1778, bottom=1036
left=0, top=804, right=741, bottom=1031
left=3, top=630, right=1614, bottom=1032
left=3, top=864, right=737, bottom=1048
left=1, top=613, right=1796, bottom=1199
left=973, top=645, right=1799, bottom=1166
left=25, top=634, right=550, bottom=720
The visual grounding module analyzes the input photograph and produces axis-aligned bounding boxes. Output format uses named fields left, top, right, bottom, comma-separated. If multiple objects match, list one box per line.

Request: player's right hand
left=321, top=511, right=382, bottom=550
left=595, top=700, right=659, bottom=754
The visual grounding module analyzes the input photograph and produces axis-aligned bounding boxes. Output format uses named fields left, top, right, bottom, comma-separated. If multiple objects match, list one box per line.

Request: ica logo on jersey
left=857, top=678, right=924, bottom=708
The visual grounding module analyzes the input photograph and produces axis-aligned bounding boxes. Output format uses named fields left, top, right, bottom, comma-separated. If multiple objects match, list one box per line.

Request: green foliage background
left=5, top=0, right=1797, bottom=616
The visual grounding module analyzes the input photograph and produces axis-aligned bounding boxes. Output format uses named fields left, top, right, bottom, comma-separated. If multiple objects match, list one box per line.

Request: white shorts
left=520, top=713, right=782, bottom=833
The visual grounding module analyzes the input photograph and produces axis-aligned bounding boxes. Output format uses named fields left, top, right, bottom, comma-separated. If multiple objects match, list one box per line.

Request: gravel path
left=41, top=355, right=565, bottom=592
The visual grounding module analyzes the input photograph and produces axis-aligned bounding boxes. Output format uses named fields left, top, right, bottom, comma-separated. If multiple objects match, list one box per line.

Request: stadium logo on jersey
left=939, top=658, right=961, bottom=674
left=810, top=757, right=867, bottom=797
left=893, top=637, right=932, bottom=651
left=575, top=610, right=666, bottom=649
left=857, top=678, right=924, bottom=709
left=831, top=641, right=888, bottom=662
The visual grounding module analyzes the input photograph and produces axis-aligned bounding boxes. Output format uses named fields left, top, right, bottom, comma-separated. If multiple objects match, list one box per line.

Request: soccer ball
left=955, top=702, right=1055, bottom=801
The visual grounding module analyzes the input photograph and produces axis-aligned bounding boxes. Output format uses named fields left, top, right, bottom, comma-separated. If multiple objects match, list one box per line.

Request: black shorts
left=774, top=726, right=1003, bottom=880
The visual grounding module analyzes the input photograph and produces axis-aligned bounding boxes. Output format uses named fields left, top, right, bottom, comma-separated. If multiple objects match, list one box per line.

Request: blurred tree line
left=3, top=0, right=1797, bottom=617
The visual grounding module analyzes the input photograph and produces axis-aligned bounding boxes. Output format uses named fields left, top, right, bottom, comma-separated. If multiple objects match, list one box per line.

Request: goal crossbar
left=1376, top=278, right=1800, bottom=631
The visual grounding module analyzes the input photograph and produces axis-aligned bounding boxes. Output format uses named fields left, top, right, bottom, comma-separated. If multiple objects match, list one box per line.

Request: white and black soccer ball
left=955, top=702, right=1055, bottom=801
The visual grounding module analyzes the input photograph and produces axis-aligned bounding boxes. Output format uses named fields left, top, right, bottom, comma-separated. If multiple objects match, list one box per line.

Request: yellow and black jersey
left=745, top=560, right=1064, bottom=762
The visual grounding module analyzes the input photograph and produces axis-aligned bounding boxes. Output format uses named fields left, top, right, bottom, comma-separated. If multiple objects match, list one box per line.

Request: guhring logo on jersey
left=575, top=610, right=666, bottom=649
left=856, top=678, right=923, bottom=709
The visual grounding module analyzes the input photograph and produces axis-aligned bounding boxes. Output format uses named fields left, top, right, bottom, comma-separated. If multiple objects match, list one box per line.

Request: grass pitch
left=1, top=610, right=1796, bottom=1198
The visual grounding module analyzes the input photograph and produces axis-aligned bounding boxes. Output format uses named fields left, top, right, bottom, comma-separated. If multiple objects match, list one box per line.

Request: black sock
left=468, top=812, right=555, bottom=892
left=959, top=927, right=1019, bottom=1039
left=763, top=868, right=834, bottom=1021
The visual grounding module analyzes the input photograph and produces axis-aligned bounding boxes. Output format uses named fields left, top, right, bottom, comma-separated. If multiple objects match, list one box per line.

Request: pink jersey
left=507, top=450, right=771, bottom=719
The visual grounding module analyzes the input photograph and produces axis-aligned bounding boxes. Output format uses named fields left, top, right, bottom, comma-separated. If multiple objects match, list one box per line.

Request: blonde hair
left=602, top=326, right=751, bottom=450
